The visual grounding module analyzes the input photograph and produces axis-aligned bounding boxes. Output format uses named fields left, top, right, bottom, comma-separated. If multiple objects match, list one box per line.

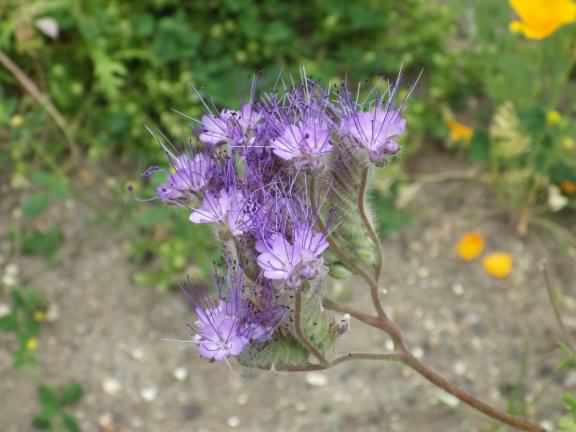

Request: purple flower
left=189, top=270, right=283, bottom=361
left=270, top=119, right=333, bottom=169
left=340, top=108, right=405, bottom=165
left=193, top=300, right=248, bottom=361
left=156, top=153, right=214, bottom=202
left=189, top=188, right=254, bottom=236
left=256, top=223, right=328, bottom=288
left=199, top=104, right=262, bottom=147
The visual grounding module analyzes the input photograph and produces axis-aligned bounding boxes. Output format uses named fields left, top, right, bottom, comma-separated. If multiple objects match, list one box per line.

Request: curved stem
left=323, top=298, right=545, bottom=432
left=401, top=353, right=545, bottom=432
left=358, top=167, right=383, bottom=279
left=357, top=167, right=386, bottom=319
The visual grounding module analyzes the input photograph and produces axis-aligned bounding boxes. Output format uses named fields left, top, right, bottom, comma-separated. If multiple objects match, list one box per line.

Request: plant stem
left=323, top=298, right=545, bottom=432
left=0, top=49, right=80, bottom=164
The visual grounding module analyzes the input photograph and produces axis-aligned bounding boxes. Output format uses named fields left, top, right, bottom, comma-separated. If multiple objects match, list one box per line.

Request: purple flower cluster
left=150, top=75, right=407, bottom=362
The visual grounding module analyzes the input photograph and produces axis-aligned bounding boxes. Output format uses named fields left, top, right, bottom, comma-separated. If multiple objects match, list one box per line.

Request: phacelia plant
left=146, top=72, right=545, bottom=432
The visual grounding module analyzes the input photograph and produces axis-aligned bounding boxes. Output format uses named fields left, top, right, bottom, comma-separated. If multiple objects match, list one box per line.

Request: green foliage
left=8, top=172, right=70, bottom=260
left=0, top=287, right=46, bottom=368
left=32, top=383, right=83, bottom=432
left=439, top=0, right=576, bottom=219
left=128, top=176, right=216, bottom=290
left=0, top=0, right=452, bottom=173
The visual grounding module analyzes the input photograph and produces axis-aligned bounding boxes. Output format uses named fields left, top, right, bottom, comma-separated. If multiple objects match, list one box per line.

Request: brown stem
left=323, top=298, right=545, bottom=432
left=401, top=353, right=545, bottom=432
left=0, top=49, right=80, bottom=163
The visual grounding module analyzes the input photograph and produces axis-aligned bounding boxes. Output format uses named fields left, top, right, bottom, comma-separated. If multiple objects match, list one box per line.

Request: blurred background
left=1, top=0, right=576, bottom=431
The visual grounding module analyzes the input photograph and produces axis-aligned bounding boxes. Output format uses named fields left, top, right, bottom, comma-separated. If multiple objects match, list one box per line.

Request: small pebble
left=305, top=372, right=327, bottom=387
left=102, top=378, right=121, bottom=395
left=227, top=416, right=240, bottom=428
left=45, top=303, right=60, bottom=322
left=564, top=371, right=576, bottom=387
left=417, top=267, right=430, bottom=279
left=295, top=402, right=307, bottom=412
left=412, top=347, right=424, bottom=359
left=98, top=413, right=114, bottom=431
left=174, top=367, right=188, bottom=381
left=5, top=263, right=19, bottom=276
left=236, top=393, right=248, bottom=406
left=0, top=303, right=11, bottom=318
left=141, top=386, right=158, bottom=402
left=130, top=348, right=145, bottom=361
left=453, top=361, right=467, bottom=376
left=452, top=283, right=464, bottom=296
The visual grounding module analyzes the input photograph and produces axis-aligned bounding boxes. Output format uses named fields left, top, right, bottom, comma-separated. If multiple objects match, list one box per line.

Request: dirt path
left=1, top=162, right=575, bottom=432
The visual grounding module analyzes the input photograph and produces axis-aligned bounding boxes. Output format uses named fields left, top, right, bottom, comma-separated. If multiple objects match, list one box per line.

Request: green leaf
left=61, top=413, right=81, bottom=432
left=38, top=385, right=60, bottom=411
left=60, top=383, right=84, bottom=405
left=20, top=226, right=63, bottom=258
left=0, top=314, right=17, bottom=332
left=469, top=131, right=490, bottom=162
left=32, top=413, right=53, bottom=430
left=21, top=193, right=52, bottom=219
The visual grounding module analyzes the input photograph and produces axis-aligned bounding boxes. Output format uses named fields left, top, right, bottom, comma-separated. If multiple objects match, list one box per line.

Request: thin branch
left=401, top=353, right=545, bottom=432
left=542, top=263, right=576, bottom=352
left=0, top=49, right=80, bottom=163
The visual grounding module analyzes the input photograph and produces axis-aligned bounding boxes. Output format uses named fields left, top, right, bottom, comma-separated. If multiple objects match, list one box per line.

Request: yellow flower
left=33, top=311, right=46, bottom=322
left=509, top=0, right=576, bottom=40
left=447, top=119, right=473, bottom=143
left=482, top=253, right=513, bottom=279
left=10, top=115, right=24, bottom=128
left=26, top=338, right=38, bottom=351
left=560, top=179, right=576, bottom=195
left=546, top=110, right=562, bottom=126
left=562, top=137, right=575, bottom=150
left=456, top=232, right=485, bottom=261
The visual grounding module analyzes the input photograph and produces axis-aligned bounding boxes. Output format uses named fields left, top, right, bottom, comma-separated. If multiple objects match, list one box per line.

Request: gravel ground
left=1, top=156, right=575, bottom=432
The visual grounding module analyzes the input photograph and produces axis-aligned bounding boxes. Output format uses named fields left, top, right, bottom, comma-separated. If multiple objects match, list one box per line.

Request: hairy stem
left=357, top=167, right=386, bottom=318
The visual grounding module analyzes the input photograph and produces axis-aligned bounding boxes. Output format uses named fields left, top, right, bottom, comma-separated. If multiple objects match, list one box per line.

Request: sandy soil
left=1, top=155, right=575, bottom=432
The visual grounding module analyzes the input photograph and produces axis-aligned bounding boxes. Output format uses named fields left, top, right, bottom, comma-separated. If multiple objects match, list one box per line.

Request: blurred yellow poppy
left=456, top=232, right=485, bottom=261
left=509, top=0, right=576, bottom=40
left=560, top=179, right=576, bottom=194
left=447, top=119, right=473, bottom=143
left=482, top=253, right=513, bottom=279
